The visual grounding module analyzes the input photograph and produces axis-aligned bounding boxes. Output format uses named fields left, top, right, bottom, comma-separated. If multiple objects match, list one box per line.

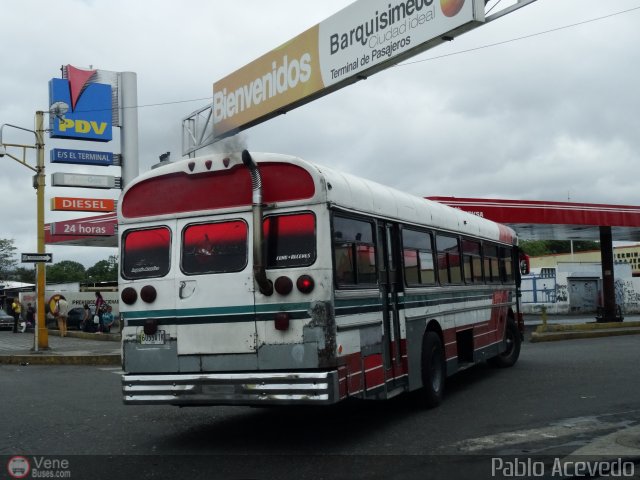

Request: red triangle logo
left=66, top=65, right=97, bottom=110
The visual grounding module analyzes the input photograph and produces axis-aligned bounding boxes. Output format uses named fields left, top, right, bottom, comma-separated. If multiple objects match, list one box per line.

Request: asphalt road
left=2, top=335, right=640, bottom=479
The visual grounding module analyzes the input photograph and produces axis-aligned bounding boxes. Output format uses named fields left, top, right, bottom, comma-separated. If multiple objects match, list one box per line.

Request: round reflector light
left=274, top=276, right=293, bottom=295
left=140, top=285, right=157, bottom=303
left=121, top=287, right=137, bottom=305
left=296, top=275, right=314, bottom=294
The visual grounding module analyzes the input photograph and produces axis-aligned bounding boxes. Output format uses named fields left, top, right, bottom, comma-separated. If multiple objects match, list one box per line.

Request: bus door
left=377, top=222, right=404, bottom=381
left=175, top=216, right=257, bottom=356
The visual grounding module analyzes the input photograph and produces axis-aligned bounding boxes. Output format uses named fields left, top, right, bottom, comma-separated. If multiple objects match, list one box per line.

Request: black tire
left=417, top=331, right=446, bottom=408
left=488, top=318, right=521, bottom=368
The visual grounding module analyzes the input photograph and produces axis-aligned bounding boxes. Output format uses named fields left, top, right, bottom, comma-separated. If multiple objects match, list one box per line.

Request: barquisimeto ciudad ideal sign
left=212, top=0, right=484, bottom=139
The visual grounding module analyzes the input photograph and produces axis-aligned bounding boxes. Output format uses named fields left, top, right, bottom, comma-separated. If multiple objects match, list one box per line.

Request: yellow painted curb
left=530, top=328, right=640, bottom=343
left=535, top=321, right=640, bottom=333
left=0, top=354, right=121, bottom=365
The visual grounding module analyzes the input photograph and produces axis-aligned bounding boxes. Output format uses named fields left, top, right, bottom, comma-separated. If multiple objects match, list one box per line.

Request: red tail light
left=140, top=285, right=157, bottom=303
left=296, top=275, right=314, bottom=294
left=274, top=312, right=290, bottom=331
left=121, top=287, right=137, bottom=305
left=274, top=276, right=293, bottom=295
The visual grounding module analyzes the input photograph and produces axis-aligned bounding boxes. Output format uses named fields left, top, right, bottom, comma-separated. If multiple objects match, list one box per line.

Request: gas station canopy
left=428, top=197, right=640, bottom=242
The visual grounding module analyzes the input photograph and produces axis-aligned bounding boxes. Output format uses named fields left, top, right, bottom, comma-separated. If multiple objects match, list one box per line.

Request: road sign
left=22, top=253, right=53, bottom=263
left=51, top=172, right=121, bottom=189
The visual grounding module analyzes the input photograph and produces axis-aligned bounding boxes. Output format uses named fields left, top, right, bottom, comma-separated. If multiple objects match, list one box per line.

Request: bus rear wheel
left=417, top=331, right=445, bottom=408
left=488, top=318, right=521, bottom=368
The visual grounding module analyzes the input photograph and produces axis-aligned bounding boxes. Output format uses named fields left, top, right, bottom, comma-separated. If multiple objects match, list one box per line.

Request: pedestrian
left=81, top=303, right=92, bottom=332
left=95, top=291, right=107, bottom=332
left=26, top=303, right=35, bottom=329
left=11, top=297, right=21, bottom=333
left=101, top=305, right=115, bottom=333
left=55, top=296, right=69, bottom=337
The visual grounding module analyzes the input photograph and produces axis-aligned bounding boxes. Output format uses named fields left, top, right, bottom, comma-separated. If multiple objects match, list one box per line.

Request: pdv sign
left=48, top=66, right=112, bottom=141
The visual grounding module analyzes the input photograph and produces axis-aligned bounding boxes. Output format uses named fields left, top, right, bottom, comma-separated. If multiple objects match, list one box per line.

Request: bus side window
left=332, top=215, right=376, bottom=287
left=484, top=244, right=500, bottom=283
left=462, top=239, right=482, bottom=284
left=500, top=247, right=514, bottom=283
left=436, top=234, right=462, bottom=285
left=402, top=228, right=435, bottom=286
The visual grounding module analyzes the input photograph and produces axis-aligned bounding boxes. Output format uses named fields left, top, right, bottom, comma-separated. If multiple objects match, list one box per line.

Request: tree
left=12, top=267, right=36, bottom=284
left=0, top=239, right=17, bottom=279
left=46, top=260, right=86, bottom=283
left=520, top=240, right=600, bottom=257
left=86, top=255, right=118, bottom=283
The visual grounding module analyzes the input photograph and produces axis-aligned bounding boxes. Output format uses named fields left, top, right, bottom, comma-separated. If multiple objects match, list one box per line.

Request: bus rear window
left=122, top=227, right=171, bottom=279
left=264, top=212, right=316, bottom=268
left=182, top=220, right=248, bottom=274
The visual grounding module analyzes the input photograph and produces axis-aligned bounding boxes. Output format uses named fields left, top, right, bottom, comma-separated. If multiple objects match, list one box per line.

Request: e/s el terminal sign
left=50, top=148, right=115, bottom=166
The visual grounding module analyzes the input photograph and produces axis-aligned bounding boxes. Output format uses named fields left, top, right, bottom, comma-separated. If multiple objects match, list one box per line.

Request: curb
left=0, top=354, right=121, bottom=366
left=530, top=327, right=640, bottom=343
left=535, top=321, right=640, bottom=333
left=47, top=329, right=121, bottom=342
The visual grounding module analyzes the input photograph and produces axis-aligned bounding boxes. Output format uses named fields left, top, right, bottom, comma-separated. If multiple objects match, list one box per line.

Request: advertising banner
left=51, top=172, right=118, bottom=189
left=48, top=66, right=113, bottom=141
left=50, top=216, right=116, bottom=237
left=51, top=197, right=116, bottom=213
left=213, top=0, right=484, bottom=139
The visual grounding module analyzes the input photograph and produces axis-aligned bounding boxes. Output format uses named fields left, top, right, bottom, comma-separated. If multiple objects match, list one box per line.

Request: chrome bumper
left=122, top=371, right=340, bottom=406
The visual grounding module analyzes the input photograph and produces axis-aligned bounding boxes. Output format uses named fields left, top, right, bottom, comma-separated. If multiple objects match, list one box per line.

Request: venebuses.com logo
left=7, top=456, right=72, bottom=478
left=7, top=457, right=30, bottom=479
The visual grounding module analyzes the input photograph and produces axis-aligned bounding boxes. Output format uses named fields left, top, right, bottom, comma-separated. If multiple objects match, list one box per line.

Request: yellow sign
left=212, top=0, right=485, bottom=139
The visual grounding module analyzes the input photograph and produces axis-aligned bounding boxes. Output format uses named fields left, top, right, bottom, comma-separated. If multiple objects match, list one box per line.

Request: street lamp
left=0, top=111, right=48, bottom=351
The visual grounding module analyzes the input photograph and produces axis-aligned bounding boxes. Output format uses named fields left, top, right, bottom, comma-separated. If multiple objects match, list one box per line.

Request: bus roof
left=119, top=152, right=515, bottom=245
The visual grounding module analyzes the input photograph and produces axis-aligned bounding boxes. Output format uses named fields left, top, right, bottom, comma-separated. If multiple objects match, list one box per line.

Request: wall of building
left=522, top=262, right=640, bottom=315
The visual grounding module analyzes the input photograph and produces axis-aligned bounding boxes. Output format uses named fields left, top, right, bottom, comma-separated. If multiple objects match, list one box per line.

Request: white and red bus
left=119, top=151, right=526, bottom=407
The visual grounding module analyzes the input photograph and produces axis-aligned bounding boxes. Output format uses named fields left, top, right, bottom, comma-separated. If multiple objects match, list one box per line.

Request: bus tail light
left=274, top=312, right=290, bottom=331
left=140, top=285, right=157, bottom=303
left=296, top=275, right=314, bottom=294
left=274, top=276, right=293, bottom=295
left=121, top=287, right=137, bottom=305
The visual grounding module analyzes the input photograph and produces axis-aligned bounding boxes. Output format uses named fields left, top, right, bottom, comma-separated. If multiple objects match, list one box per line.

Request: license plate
left=139, top=330, right=166, bottom=345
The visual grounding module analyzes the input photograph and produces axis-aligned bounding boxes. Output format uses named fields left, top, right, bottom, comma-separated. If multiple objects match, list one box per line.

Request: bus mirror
left=519, top=253, right=530, bottom=275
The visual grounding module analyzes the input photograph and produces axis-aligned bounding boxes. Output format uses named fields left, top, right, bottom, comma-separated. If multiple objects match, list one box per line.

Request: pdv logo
left=48, top=65, right=113, bottom=141
left=440, top=0, right=465, bottom=17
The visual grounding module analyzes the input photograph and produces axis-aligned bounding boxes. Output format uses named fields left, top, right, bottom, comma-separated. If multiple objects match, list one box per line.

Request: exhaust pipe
left=242, top=150, right=273, bottom=296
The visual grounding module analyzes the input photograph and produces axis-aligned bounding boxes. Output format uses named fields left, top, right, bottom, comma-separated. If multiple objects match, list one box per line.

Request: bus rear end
left=120, top=151, right=340, bottom=406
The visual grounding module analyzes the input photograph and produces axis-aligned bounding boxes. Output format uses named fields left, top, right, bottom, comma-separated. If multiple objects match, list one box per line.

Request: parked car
left=67, top=307, right=85, bottom=330
left=46, top=307, right=85, bottom=330
left=0, top=310, right=14, bottom=329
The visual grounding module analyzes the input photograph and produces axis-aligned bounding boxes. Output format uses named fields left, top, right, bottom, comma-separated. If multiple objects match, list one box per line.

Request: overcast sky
left=1, top=0, right=639, bottom=268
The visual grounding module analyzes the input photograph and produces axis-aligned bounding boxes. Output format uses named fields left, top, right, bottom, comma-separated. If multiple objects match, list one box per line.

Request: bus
left=120, top=150, right=527, bottom=407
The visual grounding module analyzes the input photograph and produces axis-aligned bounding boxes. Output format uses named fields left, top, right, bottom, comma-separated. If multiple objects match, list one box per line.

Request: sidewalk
left=526, top=313, right=640, bottom=343
left=0, top=329, right=121, bottom=365
left=1, top=312, right=639, bottom=365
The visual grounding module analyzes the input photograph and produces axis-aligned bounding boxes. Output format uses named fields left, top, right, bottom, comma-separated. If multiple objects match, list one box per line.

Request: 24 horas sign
left=212, top=0, right=483, bottom=139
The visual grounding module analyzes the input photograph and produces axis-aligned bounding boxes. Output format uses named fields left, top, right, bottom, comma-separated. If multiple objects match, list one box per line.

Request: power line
left=42, top=5, right=640, bottom=113
left=398, top=5, right=640, bottom=67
